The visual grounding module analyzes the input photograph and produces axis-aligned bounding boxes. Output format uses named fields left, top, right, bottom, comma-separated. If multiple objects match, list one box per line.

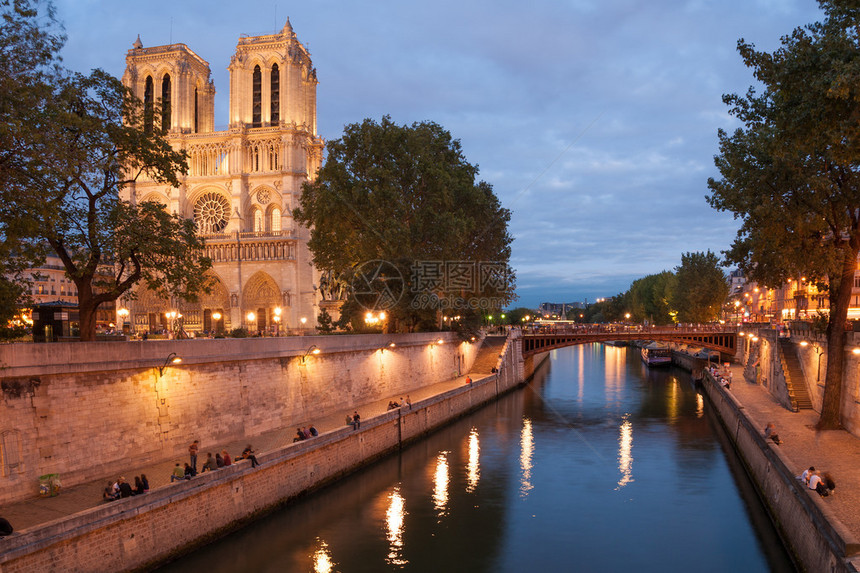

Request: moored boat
left=641, top=342, right=671, bottom=367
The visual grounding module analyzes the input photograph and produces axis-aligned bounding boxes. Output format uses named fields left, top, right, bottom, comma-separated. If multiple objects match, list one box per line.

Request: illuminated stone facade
left=119, top=20, right=323, bottom=334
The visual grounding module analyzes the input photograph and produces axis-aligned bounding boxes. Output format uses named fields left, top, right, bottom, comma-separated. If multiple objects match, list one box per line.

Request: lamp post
left=273, top=307, right=282, bottom=336
left=246, top=311, right=256, bottom=334
left=117, top=308, right=129, bottom=334
left=211, top=311, right=222, bottom=336
left=300, top=316, right=307, bottom=335
left=165, top=311, right=178, bottom=337
left=158, top=352, right=182, bottom=376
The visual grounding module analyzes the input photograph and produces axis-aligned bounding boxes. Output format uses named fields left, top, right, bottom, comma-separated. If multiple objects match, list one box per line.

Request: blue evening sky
left=51, top=0, right=824, bottom=308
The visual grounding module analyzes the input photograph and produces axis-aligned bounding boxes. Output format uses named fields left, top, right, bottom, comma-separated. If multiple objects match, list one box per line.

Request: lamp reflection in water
left=432, top=451, right=450, bottom=519
left=311, top=538, right=334, bottom=573
left=520, top=417, right=534, bottom=497
left=696, top=393, right=704, bottom=418
left=466, top=427, right=480, bottom=493
left=667, top=376, right=680, bottom=422
left=385, top=486, right=408, bottom=566
left=615, top=413, right=633, bottom=490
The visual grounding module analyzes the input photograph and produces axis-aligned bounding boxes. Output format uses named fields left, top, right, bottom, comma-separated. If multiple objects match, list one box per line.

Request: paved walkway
left=0, top=374, right=477, bottom=533
left=723, top=363, right=860, bottom=544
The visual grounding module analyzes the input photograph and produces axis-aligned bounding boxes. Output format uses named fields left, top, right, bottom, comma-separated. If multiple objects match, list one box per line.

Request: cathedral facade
left=119, top=20, right=323, bottom=335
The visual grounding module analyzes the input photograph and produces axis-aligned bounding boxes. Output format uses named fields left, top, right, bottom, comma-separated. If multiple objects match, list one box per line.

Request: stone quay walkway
left=0, top=374, right=479, bottom=534
left=722, top=363, right=860, bottom=556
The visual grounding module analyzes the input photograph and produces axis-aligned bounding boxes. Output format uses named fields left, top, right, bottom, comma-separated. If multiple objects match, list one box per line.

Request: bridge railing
left=522, top=324, right=739, bottom=336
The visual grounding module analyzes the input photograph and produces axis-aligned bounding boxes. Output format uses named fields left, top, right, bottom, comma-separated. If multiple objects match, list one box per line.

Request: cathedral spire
left=132, top=34, right=143, bottom=49
left=281, top=17, right=294, bottom=37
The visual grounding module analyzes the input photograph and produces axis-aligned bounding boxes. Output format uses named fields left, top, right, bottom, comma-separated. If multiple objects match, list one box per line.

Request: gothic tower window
left=161, top=73, right=171, bottom=133
left=270, top=63, right=280, bottom=124
left=194, top=87, right=199, bottom=133
left=271, top=207, right=281, bottom=232
left=254, top=209, right=263, bottom=232
left=252, top=65, right=262, bottom=127
left=144, top=76, right=154, bottom=134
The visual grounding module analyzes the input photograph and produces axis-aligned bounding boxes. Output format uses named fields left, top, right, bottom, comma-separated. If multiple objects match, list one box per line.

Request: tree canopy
left=671, top=251, right=728, bottom=323
left=295, top=116, right=515, bottom=333
left=706, top=0, right=860, bottom=428
left=0, top=1, right=211, bottom=340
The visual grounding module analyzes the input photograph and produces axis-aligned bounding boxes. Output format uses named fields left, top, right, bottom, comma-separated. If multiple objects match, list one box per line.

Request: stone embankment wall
left=0, top=333, right=524, bottom=573
left=0, top=333, right=480, bottom=506
left=702, top=372, right=860, bottom=573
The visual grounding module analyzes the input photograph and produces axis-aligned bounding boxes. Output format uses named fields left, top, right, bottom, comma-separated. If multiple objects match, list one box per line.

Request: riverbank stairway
left=470, top=335, right=507, bottom=374
left=779, top=339, right=814, bottom=411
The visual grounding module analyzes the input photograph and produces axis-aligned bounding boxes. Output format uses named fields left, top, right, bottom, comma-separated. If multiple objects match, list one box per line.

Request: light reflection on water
left=616, top=413, right=633, bottom=490
left=519, top=417, right=534, bottom=497
left=385, top=486, right=407, bottom=566
left=432, top=451, right=450, bottom=519
left=466, top=428, right=480, bottom=493
left=312, top=538, right=334, bottom=573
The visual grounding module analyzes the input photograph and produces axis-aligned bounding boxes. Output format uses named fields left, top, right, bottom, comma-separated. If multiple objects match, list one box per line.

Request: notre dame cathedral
left=119, top=19, right=323, bottom=335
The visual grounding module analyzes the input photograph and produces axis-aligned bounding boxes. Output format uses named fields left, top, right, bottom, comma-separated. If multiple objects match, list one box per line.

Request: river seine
left=160, top=343, right=795, bottom=572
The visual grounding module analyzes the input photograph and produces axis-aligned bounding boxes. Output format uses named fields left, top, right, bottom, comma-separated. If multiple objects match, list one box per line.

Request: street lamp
left=302, top=344, right=321, bottom=363
left=300, top=316, right=307, bottom=334
left=246, top=311, right=256, bottom=333
left=273, top=307, right=282, bottom=335
left=158, top=352, right=182, bottom=376
left=117, top=308, right=129, bottom=333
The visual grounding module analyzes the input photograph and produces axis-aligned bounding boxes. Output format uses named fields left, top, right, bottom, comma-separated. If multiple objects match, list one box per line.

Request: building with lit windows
left=119, top=20, right=323, bottom=334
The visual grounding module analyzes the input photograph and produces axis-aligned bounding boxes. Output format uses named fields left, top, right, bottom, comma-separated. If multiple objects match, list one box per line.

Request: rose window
left=194, top=193, right=230, bottom=233
left=256, top=189, right=271, bottom=205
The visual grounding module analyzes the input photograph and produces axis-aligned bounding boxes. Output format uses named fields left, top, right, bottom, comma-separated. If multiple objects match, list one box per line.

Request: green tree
left=0, top=0, right=63, bottom=327
left=671, top=251, right=728, bottom=323
left=706, top=1, right=860, bottom=428
left=1, top=17, right=211, bottom=341
left=628, top=271, right=676, bottom=325
left=295, top=116, right=515, bottom=333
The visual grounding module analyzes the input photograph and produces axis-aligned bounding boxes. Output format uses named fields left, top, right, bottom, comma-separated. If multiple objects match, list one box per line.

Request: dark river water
left=159, top=344, right=795, bottom=572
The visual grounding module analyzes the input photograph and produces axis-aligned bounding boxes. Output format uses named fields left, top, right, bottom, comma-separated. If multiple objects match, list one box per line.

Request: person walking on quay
left=189, top=440, right=200, bottom=476
left=353, top=411, right=361, bottom=430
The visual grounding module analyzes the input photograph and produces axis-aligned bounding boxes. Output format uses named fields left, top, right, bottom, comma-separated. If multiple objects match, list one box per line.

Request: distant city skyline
left=51, top=0, right=825, bottom=308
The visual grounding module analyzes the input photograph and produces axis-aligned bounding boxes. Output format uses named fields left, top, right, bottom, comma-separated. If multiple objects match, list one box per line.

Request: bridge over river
left=521, top=325, right=738, bottom=358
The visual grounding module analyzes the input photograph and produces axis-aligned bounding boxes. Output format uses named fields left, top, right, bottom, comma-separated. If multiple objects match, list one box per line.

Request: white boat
left=641, top=342, right=671, bottom=367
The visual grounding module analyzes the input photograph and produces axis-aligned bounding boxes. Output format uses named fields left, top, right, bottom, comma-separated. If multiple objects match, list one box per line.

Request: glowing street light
left=157, top=352, right=182, bottom=376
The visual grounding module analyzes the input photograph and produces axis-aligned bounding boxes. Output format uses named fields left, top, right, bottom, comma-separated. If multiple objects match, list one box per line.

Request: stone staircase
left=779, top=339, right=814, bottom=411
left=470, top=335, right=507, bottom=374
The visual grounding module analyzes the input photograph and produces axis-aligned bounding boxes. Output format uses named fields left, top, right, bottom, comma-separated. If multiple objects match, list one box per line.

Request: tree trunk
left=77, top=286, right=99, bottom=342
left=819, top=250, right=856, bottom=429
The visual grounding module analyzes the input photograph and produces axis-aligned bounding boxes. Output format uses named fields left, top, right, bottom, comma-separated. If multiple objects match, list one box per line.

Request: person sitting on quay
left=103, top=483, right=119, bottom=501
left=117, top=476, right=134, bottom=498
left=352, top=411, right=361, bottom=430
left=170, top=463, right=185, bottom=483
left=294, top=428, right=306, bottom=442
left=184, top=463, right=194, bottom=479
left=133, top=475, right=145, bottom=495
left=387, top=400, right=399, bottom=410
left=764, top=422, right=782, bottom=445
left=346, top=413, right=354, bottom=426
left=309, top=424, right=318, bottom=437
left=800, top=466, right=815, bottom=485
left=405, top=395, right=412, bottom=409
left=822, top=472, right=837, bottom=496
left=302, top=427, right=311, bottom=440
left=808, top=470, right=829, bottom=496
left=222, top=450, right=232, bottom=466
left=216, top=453, right=224, bottom=468
left=242, top=444, right=260, bottom=468
left=202, top=452, right=218, bottom=472
left=466, top=376, right=472, bottom=385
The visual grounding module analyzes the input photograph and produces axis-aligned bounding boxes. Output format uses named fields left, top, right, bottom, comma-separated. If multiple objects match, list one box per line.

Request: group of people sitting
left=799, top=466, right=836, bottom=497
left=293, top=425, right=319, bottom=442
left=709, top=364, right=732, bottom=389
left=103, top=475, right=148, bottom=501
